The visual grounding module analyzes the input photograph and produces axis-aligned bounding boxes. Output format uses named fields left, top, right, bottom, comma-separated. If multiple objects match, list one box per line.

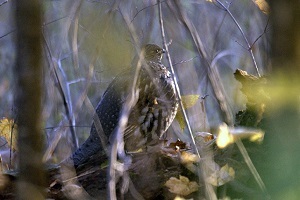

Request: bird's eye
left=156, top=49, right=160, bottom=53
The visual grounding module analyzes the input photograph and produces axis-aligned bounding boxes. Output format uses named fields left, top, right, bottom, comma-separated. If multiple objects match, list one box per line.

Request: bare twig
left=0, top=0, right=8, bottom=7
left=42, top=15, right=69, bottom=27
left=235, top=139, right=269, bottom=197
left=42, top=30, right=78, bottom=150
left=43, top=15, right=96, bottom=42
left=201, top=94, right=209, bottom=99
left=235, top=40, right=248, bottom=50
left=131, top=1, right=165, bottom=23
left=10, top=120, right=16, bottom=168
left=64, top=1, right=84, bottom=149
left=71, top=3, right=82, bottom=70
left=215, top=0, right=261, bottom=77
left=157, top=0, right=200, bottom=161
left=173, top=56, right=198, bottom=66
left=44, top=125, right=90, bottom=130
left=250, top=18, right=270, bottom=50
left=43, top=120, right=69, bottom=162
left=169, top=0, right=234, bottom=125
left=211, top=50, right=237, bottom=70
left=211, top=11, right=227, bottom=55
left=158, top=2, right=216, bottom=200
left=109, top=5, right=145, bottom=199
left=0, top=29, right=16, bottom=40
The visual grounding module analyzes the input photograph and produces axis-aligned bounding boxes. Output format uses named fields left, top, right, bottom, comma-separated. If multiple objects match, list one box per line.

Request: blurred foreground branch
left=14, top=1, right=45, bottom=199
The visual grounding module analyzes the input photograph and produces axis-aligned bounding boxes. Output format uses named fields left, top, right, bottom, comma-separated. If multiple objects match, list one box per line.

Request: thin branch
left=43, top=15, right=96, bottom=42
left=157, top=3, right=217, bottom=200
left=173, top=56, right=198, bottom=66
left=215, top=0, right=261, bottom=77
left=250, top=18, right=270, bottom=50
left=157, top=0, right=200, bottom=161
left=131, top=1, right=165, bottom=23
left=109, top=5, right=145, bottom=199
left=0, top=0, right=8, bottom=7
left=10, top=121, right=16, bottom=168
left=44, top=125, right=90, bottom=130
left=0, top=29, right=16, bottom=40
left=42, top=30, right=78, bottom=150
left=201, top=94, right=209, bottom=100
left=211, top=11, right=227, bottom=53
left=235, top=139, right=269, bottom=197
left=169, top=0, right=234, bottom=125
left=211, top=50, right=237, bottom=69
left=235, top=40, right=248, bottom=50
left=57, top=60, right=79, bottom=148
left=42, top=120, right=69, bottom=162
left=42, top=15, right=69, bottom=27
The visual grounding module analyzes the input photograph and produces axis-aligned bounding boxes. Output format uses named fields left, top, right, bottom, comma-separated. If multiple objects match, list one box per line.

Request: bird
left=72, top=44, right=178, bottom=168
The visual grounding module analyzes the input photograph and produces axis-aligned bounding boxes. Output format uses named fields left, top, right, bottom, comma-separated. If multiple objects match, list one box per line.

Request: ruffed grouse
left=72, top=44, right=178, bottom=167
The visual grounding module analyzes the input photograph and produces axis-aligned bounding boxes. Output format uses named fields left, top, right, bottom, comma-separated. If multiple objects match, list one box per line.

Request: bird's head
left=142, top=44, right=165, bottom=63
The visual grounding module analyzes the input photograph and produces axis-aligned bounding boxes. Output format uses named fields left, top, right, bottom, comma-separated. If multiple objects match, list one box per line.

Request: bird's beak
left=162, top=49, right=166, bottom=53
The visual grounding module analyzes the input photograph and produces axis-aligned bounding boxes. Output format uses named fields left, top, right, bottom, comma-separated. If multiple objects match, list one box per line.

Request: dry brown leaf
left=168, top=139, right=187, bottom=150
left=206, top=164, right=235, bottom=186
left=165, top=175, right=199, bottom=196
left=253, top=0, right=270, bottom=15
left=0, top=118, right=18, bottom=151
left=0, top=173, right=9, bottom=190
left=194, top=132, right=215, bottom=144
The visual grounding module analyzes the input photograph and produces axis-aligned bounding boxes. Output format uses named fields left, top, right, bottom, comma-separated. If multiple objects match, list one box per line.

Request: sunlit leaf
left=234, top=69, right=269, bottom=105
left=0, top=118, right=18, bottom=151
left=174, top=196, right=190, bottom=200
left=216, top=123, right=264, bottom=149
left=216, top=124, right=234, bottom=149
left=252, top=0, right=270, bottom=15
left=180, top=151, right=200, bottom=164
left=165, top=175, right=199, bottom=196
left=175, top=112, right=186, bottom=131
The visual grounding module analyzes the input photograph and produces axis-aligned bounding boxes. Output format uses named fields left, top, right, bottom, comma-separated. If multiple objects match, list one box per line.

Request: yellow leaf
left=181, top=95, right=200, bottom=109
left=0, top=118, right=18, bottom=151
left=175, top=95, right=200, bottom=131
left=175, top=111, right=185, bottom=131
left=165, top=175, right=199, bottom=196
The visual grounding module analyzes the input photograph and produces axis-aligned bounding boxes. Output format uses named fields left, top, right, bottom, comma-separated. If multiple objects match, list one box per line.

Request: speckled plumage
left=72, top=44, right=178, bottom=167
